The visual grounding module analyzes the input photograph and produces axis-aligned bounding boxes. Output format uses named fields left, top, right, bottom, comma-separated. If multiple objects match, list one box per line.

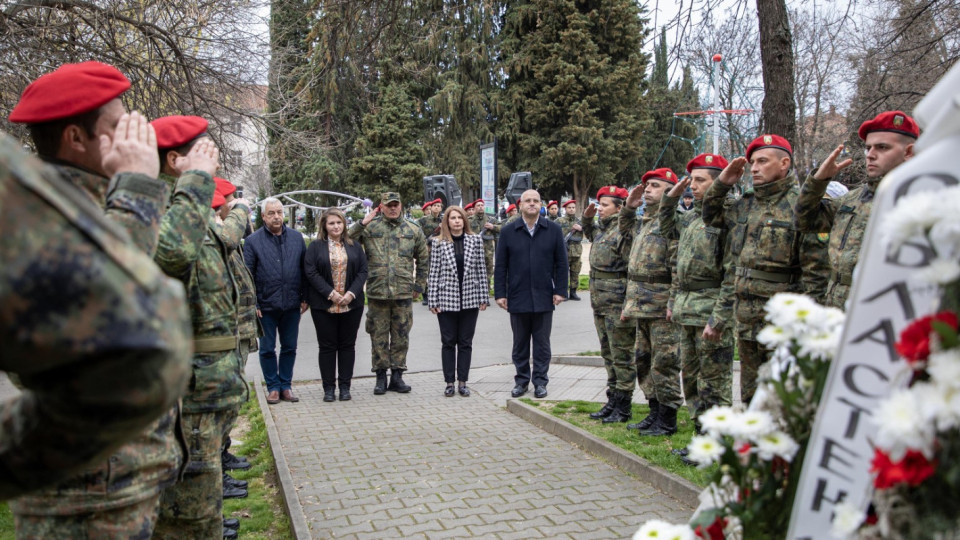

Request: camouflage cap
left=381, top=192, right=401, bottom=203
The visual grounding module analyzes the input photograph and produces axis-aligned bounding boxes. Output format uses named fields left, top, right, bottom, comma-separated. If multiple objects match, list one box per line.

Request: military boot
left=322, top=382, right=336, bottom=402
left=223, top=472, right=248, bottom=489
left=589, top=388, right=615, bottom=419
left=374, top=370, right=388, bottom=395
left=568, top=287, right=581, bottom=301
left=339, top=382, right=352, bottom=401
left=639, top=405, right=678, bottom=436
left=388, top=369, right=412, bottom=393
left=602, top=391, right=633, bottom=423
left=223, top=526, right=238, bottom=539
left=627, top=399, right=659, bottom=430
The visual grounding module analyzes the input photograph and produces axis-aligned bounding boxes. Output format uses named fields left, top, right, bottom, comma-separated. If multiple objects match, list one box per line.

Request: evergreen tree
left=500, top=0, right=651, bottom=211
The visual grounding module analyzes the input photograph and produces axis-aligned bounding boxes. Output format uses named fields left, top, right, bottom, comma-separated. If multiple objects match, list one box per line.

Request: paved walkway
left=269, top=365, right=696, bottom=539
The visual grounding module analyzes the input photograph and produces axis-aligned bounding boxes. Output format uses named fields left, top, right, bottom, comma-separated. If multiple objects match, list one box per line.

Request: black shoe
left=222, top=451, right=250, bottom=471
left=374, top=370, right=388, bottom=395
left=223, top=526, right=238, bottom=539
left=323, top=383, right=336, bottom=402
left=387, top=369, right=412, bottom=393
left=602, top=392, right=633, bottom=424
left=511, top=384, right=528, bottom=398
left=223, top=518, right=240, bottom=529
left=627, top=399, right=660, bottom=431
left=639, top=405, right=678, bottom=436
left=568, top=288, right=581, bottom=301
left=445, top=384, right=455, bottom=397
left=223, top=473, right=248, bottom=490
left=223, top=485, right=248, bottom=499
left=339, top=384, right=351, bottom=401
left=534, top=385, right=548, bottom=398
left=589, top=388, right=615, bottom=419
left=458, top=384, right=470, bottom=397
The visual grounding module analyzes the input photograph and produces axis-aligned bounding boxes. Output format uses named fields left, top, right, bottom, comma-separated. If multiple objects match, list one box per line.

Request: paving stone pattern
left=270, top=371, right=694, bottom=539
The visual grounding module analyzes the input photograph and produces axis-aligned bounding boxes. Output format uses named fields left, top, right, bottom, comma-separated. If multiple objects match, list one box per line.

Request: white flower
left=757, top=324, right=794, bottom=348
left=755, top=430, right=800, bottom=461
left=633, top=520, right=694, bottom=540
left=697, top=476, right=740, bottom=508
left=914, top=381, right=960, bottom=431
left=687, top=435, right=726, bottom=467
left=764, top=293, right=820, bottom=330
left=927, top=349, right=960, bottom=389
left=830, top=501, right=866, bottom=538
left=728, top=410, right=775, bottom=440
left=873, top=389, right=935, bottom=460
left=814, top=306, right=846, bottom=333
left=700, top=405, right=738, bottom=437
left=882, top=189, right=948, bottom=251
left=914, top=257, right=960, bottom=285
left=797, top=329, right=841, bottom=361
left=928, top=215, right=960, bottom=260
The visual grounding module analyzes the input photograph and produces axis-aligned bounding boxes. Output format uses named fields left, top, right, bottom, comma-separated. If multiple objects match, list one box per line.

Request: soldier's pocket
left=704, top=226, right=724, bottom=262
left=756, top=220, right=798, bottom=266
left=590, top=279, right=626, bottom=311
left=365, top=312, right=375, bottom=334
left=834, top=206, right=857, bottom=250
left=729, top=218, right=747, bottom=256
left=190, top=352, right=237, bottom=404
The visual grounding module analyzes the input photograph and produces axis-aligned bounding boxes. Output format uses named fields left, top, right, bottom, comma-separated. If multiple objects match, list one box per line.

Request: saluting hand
left=813, top=144, right=854, bottom=181
left=625, top=184, right=644, bottom=209
left=362, top=205, right=380, bottom=225
left=174, top=138, right=220, bottom=177
left=101, top=112, right=160, bottom=178
left=582, top=203, right=597, bottom=219
left=667, top=177, right=692, bottom=198
left=716, top=157, right=747, bottom=186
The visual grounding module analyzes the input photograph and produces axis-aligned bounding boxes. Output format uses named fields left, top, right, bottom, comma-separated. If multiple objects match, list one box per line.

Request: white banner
left=480, top=142, right=496, bottom=215
left=788, top=62, right=960, bottom=539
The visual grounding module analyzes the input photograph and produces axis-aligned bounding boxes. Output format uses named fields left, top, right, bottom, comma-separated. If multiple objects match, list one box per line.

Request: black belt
left=590, top=270, right=626, bottom=280
left=829, top=271, right=853, bottom=286
left=680, top=279, right=721, bottom=291
left=735, top=267, right=799, bottom=284
left=628, top=272, right=671, bottom=284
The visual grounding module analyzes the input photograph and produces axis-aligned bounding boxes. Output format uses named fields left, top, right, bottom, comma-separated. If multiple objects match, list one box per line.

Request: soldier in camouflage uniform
left=620, top=168, right=683, bottom=436
left=702, top=134, right=830, bottom=404
left=557, top=199, right=583, bottom=300
left=660, top=155, right=736, bottom=450
left=546, top=200, right=560, bottom=221
left=580, top=186, right=637, bottom=423
left=469, top=199, right=499, bottom=283
left=0, top=122, right=191, bottom=511
left=419, top=198, right=443, bottom=305
left=6, top=63, right=194, bottom=539
left=148, top=116, right=250, bottom=540
left=795, top=111, right=918, bottom=309
left=350, top=192, right=429, bottom=394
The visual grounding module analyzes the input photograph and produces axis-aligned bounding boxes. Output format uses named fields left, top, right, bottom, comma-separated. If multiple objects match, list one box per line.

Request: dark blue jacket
left=244, top=224, right=306, bottom=312
left=494, top=216, right=569, bottom=313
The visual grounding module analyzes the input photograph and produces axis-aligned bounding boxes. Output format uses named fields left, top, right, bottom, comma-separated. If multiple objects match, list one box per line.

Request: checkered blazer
left=427, top=234, right=489, bottom=312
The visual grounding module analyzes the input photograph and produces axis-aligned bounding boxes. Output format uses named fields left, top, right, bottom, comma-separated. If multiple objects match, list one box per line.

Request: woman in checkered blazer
left=427, top=205, right=490, bottom=397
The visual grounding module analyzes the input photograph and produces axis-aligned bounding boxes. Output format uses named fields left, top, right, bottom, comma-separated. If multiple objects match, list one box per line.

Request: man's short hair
left=261, top=197, right=283, bottom=210
left=27, top=107, right=101, bottom=159
left=159, top=138, right=204, bottom=170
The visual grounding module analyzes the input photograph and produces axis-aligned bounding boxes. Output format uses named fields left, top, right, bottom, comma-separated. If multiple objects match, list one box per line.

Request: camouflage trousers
left=568, top=256, right=582, bottom=289
left=634, top=317, right=682, bottom=409
left=366, top=298, right=414, bottom=372
left=679, top=325, right=734, bottom=419
left=483, top=240, right=495, bottom=282
left=14, top=493, right=161, bottom=540
left=594, top=312, right=637, bottom=394
left=154, top=408, right=238, bottom=540
left=822, top=279, right=849, bottom=310
left=738, top=338, right=772, bottom=405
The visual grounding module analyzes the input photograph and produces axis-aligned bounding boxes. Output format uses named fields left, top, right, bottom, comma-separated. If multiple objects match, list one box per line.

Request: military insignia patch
left=666, top=171, right=672, bottom=178
left=764, top=135, right=773, bottom=144
left=894, top=115, right=904, bottom=127
left=609, top=186, right=616, bottom=193
left=818, top=232, right=830, bottom=243
left=705, top=155, right=714, bottom=164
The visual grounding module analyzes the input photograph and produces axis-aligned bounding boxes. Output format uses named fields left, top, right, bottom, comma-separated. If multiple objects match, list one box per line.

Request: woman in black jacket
left=427, top=206, right=489, bottom=397
left=304, top=208, right=368, bottom=402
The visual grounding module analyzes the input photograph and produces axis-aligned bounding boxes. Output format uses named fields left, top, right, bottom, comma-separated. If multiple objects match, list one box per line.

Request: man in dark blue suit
left=494, top=189, right=569, bottom=398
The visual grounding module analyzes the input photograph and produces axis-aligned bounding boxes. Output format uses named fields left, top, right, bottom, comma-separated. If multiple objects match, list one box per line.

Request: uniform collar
left=753, top=170, right=796, bottom=200
left=44, top=159, right=109, bottom=209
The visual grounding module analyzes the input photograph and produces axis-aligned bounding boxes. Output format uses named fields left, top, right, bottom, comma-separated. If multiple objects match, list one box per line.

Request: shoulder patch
left=817, top=232, right=830, bottom=243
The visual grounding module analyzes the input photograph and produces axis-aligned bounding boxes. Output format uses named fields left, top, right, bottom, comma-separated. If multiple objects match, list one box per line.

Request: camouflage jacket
left=620, top=203, right=677, bottom=319
left=557, top=214, right=583, bottom=258
left=469, top=212, right=499, bottom=242
left=660, top=194, right=734, bottom=331
left=157, top=172, right=247, bottom=414
left=795, top=173, right=879, bottom=308
left=217, top=211, right=260, bottom=341
left=350, top=215, right=428, bottom=299
left=419, top=214, right=442, bottom=241
left=1, top=140, right=190, bottom=509
left=702, top=171, right=830, bottom=302
left=583, top=214, right=633, bottom=315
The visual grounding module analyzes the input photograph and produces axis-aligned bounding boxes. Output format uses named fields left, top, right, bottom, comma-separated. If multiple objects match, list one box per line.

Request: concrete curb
left=506, top=399, right=701, bottom=509
left=254, top=378, right=312, bottom=540
left=553, top=355, right=603, bottom=367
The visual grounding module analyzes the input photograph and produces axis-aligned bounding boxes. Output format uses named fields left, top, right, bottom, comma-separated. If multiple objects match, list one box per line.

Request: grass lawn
left=0, top=387, right=292, bottom=540
left=522, top=399, right=716, bottom=487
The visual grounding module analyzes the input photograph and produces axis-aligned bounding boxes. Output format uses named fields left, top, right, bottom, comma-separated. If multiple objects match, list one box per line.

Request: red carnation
left=895, top=311, right=958, bottom=365
left=695, top=517, right=727, bottom=540
left=871, top=448, right=937, bottom=489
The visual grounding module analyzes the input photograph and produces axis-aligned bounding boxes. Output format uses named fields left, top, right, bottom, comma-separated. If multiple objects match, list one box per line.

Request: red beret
left=746, top=134, right=792, bottom=161
left=547, top=200, right=558, bottom=208
left=9, top=61, right=130, bottom=124
left=858, top=110, right=919, bottom=140
left=421, top=198, right=441, bottom=211
left=596, top=185, right=628, bottom=200
left=464, top=201, right=475, bottom=210
left=686, top=153, right=729, bottom=173
left=473, top=198, right=484, bottom=206
left=562, top=199, right=576, bottom=208
left=215, top=177, right=236, bottom=197
left=211, top=191, right=226, bottom=209
left=506, top=204, right=517, bottom=213
left=641, top=168, right=678, bottom=185
left=152, top=115, right=209, bottom=150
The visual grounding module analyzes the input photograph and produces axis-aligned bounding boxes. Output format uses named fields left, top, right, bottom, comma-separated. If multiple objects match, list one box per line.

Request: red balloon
left=712, top=54, right=723, bottom=62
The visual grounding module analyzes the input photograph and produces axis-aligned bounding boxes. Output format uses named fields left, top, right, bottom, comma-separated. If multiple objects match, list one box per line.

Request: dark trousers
left=437, top=308, right=480, bottom=383
left=509, top=311, right=553, bottom=387
left=258, top=307, right=301, bottom=392
left=310, top=307, right=363, bottom=386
